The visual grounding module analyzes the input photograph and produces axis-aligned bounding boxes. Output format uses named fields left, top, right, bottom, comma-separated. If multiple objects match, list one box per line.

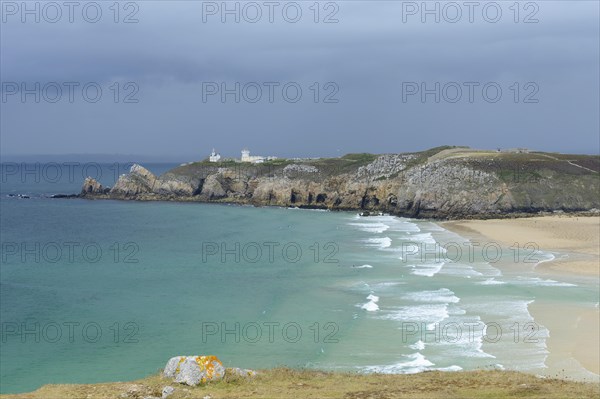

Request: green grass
left=461, top=156, right=598, bottom=180
left=340, top=153, right=378, bottom=163
left=3, top=368, right=598, bottom=399
left=159, top=148, right=599, bottom=185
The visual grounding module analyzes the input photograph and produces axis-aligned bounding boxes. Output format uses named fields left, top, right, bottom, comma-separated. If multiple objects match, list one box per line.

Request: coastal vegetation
left=3, top=368, right=599, bottom=398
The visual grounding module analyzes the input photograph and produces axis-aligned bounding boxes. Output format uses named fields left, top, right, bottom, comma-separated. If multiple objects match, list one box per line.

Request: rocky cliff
left=78, top=147, right=600, bottom=219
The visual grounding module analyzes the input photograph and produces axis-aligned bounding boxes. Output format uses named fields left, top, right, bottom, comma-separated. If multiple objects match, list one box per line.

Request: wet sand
left=443, top=215, right=599, bottom=276
left=443, top=215, right=600, bottom=381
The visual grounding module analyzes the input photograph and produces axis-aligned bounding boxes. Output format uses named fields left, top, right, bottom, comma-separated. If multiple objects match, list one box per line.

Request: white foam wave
left=361, top=301, right=379, bottom=311
left=411, top=262, right=445, bottom=277
left=438, top=263, right=483, bottom=278
left=430, top=316, right=495, bottom=359
left=535, top=252, right=556, bottom=267
left=406, top=232, right=436, bottom=244
left=348, top=222, right=390, bottom=233
left=362, top=237, right=392, bottom=249
left=288, top=207, right=330, bottom=212
left=391, top=220, right=422, bottom=233
left=478, top=278, right=506, bottom=285
left=371, top=281, right=404, bottom=289
left=380, top=303, right=450, bottom=329
left=512, top=276, right=576, bottom=287
left=402, top=288, right=460, bottom=304
left=363, top=353, right=433, bottom=374
left=360, top=293, right=380, bottom=312
left=466, top=300, right=535, bottom=320
left=363, top=353, right=462, bottom=374
left=366, top=294, right=379, bottom=302
left=354, top=264, right=373, bottom=269
left=349, top=216, right=421, bottom=234
left=463, top=300, right=549, bottom=370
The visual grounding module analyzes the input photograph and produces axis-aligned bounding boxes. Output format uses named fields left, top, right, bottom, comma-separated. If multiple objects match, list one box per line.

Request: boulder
left=80, top=177, right=105, bottom=195
left=110, top=164, right=157, bottom=197
left=164, top=355, right=225, bottom=386
left=200, top=175, right=227, bottom=198
left=161, top=386, right=175, bottom=398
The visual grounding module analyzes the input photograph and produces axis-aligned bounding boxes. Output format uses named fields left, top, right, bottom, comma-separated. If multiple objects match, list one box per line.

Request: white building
left=240, top=149, right=277, bottom=163
left=209, top=148, right=221, bottom=162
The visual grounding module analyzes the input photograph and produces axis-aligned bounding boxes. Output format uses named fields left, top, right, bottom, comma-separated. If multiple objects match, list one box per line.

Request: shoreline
left=442, top=215, right=600, bottom=379
left=442, top=215, right=600, bottom=277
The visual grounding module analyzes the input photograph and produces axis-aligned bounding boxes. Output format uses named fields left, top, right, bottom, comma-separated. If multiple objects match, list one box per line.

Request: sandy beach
left=443, top=215, right=600, bottom=380
left=444, top=215, right=600, bottom=277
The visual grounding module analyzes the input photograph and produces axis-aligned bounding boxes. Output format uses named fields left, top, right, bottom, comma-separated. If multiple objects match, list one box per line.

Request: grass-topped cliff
left=79, top=146, right=600, bottom=219
left=3, top=368, right=599, bottom=399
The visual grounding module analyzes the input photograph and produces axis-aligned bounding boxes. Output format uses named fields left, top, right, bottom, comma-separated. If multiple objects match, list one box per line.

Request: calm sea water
left=1, top=164, right=598, bottom=393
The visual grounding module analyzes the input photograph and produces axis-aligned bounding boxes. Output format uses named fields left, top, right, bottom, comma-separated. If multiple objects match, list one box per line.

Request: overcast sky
left=1, top=0, right=599, bottom=161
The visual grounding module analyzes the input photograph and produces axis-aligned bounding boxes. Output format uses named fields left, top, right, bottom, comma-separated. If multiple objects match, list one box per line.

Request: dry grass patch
left=2, top=369, right=599, bottom=399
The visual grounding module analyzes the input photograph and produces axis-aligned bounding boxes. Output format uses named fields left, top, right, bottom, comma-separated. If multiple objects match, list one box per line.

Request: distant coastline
left=67, top=146, right=599, bottom=220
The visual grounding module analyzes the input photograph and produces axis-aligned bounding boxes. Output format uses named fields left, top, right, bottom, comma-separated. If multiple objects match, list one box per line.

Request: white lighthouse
left=241, top=148, right=251, bottom=162
left=209, top=148, right=221, bottom=162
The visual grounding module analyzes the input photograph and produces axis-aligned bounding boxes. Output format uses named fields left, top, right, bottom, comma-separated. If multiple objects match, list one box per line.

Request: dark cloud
left=1, top=1, right=598, bottom=158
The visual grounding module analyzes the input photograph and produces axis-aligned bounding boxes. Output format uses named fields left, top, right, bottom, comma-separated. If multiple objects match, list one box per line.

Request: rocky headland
left=74, top=146, right=600, bottom=220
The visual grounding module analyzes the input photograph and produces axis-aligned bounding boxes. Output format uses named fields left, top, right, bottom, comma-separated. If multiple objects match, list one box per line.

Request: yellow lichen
left=175, top=357, right=185, bottom=374
left=190, top=355, right=222, bottom=383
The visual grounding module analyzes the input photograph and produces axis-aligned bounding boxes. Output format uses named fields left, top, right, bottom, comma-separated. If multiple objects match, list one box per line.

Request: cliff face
left=79, top=148, right=600, bottom=219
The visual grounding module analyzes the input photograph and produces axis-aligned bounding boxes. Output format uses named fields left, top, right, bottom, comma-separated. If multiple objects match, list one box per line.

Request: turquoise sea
left=1, top=163, right=598, bottom=394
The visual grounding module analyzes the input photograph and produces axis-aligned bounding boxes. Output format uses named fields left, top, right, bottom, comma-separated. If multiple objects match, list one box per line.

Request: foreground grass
left=3, top=368, right=599, bottom=399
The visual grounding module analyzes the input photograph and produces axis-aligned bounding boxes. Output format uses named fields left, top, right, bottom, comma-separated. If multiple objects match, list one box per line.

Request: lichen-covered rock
left=164, top=355, right=225, bottom=386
